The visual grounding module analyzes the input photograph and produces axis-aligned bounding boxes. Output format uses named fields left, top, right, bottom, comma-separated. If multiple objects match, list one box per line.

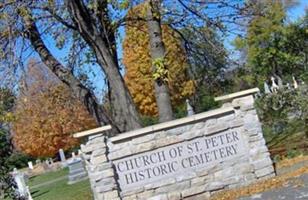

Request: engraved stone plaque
left=114, top=129, right=246, bottom=191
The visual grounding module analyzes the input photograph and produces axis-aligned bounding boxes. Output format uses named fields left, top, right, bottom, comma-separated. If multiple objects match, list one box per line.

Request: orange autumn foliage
left=13, top=60, right=97, bottom=157
left=123, top=4, right=195, bottom=116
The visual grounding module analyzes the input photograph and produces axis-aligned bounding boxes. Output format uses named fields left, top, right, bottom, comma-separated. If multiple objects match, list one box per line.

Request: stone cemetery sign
left=75, top=88, right=275, bottom=200
left=114, top=130, right=245, bottom=190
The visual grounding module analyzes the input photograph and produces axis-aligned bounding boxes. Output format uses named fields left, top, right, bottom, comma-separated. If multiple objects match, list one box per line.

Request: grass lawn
left=29, top=168, right=92, bottom=200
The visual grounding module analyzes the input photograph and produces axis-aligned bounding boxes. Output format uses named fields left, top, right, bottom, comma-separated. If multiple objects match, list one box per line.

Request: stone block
left=168, top=192, right=181, bottom=200
left=154, top=131, right=166, bottom=139
left=204, top=181, right=225, bottom=191
left=223, top=175, right=243, bottom=186
left=232, top=95, right=254, bottom=106
left=206, top=123, right=229, bottom=135
left=207, top=165, right=223, bottom=174
left=243, top=173, right=256, bottom=182
left=81, top=143, right=106, bottom=153
left=193, top=122, right=206, bottom=130
left=181, top=185, right=205, bottom=197
left=214, top=167, right=235, bottom=180
left=191, top=177, right=206, bottom=186
left=155, top=136, right=182, bottom=147
left=145, top=178, right=176, bottom=189
left=121, top=187, right=144, bottom=196
left=218, top=114, right=235, bottom=124
left=148, top=194, right=168, bottom=200
left=184, top=192, right=210, bottom=200
left=95, top=184, right=115, bottom=193
left=92, top=148, right=106, bottom=157
left=166, top=126, right=188, bottom=136
left=132, top=134, right=155, bottom=144
left=248, top=134, right=263, bottom=143
left=255, top=165, right=274, bottom=178
left=137, top=190, right=155, bottom=199
left=249, top=146, right=268, bottom=157
left=103, top=191, right=119, bottom=199
left=122, top=195, right=137, bottom=200
left=95, top=193, right=104, bottom=200
left=206, top=118, right=217, bottom=127
left=195, top=168, right=209, bottom=177
left=91, top=168, right=114, bottom=181
left=133, top=141, right=156, bottom=154
left=179, top=130, right=202, bottom=140
left=91, top=154, right=107, bottom=165
left=252, top=157, right=273, bottom=171
left=88, top=135, right=105, bottom=144
left=155, top=181, right=190, bottom=193
left=231, top=118, right=244, bottom=127
left=176, top=171, right=196, bottom=182
left=235, top=163, right=253, bottom=174
left=249, top=139, right=266, bottom=149
left=106, top=140, right=119, bottom=151
left=97, top=162, right=113, bottom=171
left=96, top=176, right=116, bottom=187
left=109, top=148, right=132, bottom=160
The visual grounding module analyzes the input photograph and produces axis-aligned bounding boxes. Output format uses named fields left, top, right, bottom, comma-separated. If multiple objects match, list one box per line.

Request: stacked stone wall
left=80, top=92, right=275, bottom=200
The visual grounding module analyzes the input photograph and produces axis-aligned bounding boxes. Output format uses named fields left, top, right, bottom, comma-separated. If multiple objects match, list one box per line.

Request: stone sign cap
left=110, top=107, right=235, bottom=143
left=73, top=125, right=112, bottom=138
left=214, top=88, right=260, bottom=102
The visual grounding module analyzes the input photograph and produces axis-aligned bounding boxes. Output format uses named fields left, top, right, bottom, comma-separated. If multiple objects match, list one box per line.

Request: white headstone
left=59, top=149, right=66, bottom=162
left=28, top=161, right=33, bottom=170
left=12, top=169, right=28, bottom=198
left=264, top=82, right=271, bottom=94
left=293, top=76, right=298, bottom=89
left=270, top=76, right=279, bottom=93
left=186, top=99, right=194, bottom=116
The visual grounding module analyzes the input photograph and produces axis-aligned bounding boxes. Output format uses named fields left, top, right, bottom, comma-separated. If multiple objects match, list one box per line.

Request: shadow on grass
left=31, top=189, right=49, bottom=198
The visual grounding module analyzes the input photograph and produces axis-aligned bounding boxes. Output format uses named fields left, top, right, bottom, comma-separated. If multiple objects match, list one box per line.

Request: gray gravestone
left=67, top=158, right=88, bottom=184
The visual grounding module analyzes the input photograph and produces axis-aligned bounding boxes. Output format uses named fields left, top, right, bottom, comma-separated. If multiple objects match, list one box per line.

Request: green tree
left=234, top=0, right=308, bottom=84
left=0, top=88, right=16, bottom=199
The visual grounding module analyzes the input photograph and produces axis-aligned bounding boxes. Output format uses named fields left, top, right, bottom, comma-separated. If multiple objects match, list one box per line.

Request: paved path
left=240, top=174, right=308, bottom=200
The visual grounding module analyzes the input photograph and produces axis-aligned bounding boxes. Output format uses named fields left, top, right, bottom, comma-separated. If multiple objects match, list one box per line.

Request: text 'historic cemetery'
left=114, top=129, right=245, bottom=190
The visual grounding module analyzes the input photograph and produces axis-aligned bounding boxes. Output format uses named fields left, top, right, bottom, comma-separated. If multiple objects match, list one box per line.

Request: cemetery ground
left=28, top=168, right=92, bottom=200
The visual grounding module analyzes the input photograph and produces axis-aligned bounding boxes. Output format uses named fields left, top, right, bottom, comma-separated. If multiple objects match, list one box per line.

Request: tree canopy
left=12, top=60, right=97, bottom=157
left=233, top=1, right=308, bottom=84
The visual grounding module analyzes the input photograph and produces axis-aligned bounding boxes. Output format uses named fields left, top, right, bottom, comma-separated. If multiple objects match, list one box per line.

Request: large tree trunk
left=67, top=0, right=141, bottom=132
left=147, top=0, right=174, bottom=122
left=22, top=12, right=121, bottom=134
